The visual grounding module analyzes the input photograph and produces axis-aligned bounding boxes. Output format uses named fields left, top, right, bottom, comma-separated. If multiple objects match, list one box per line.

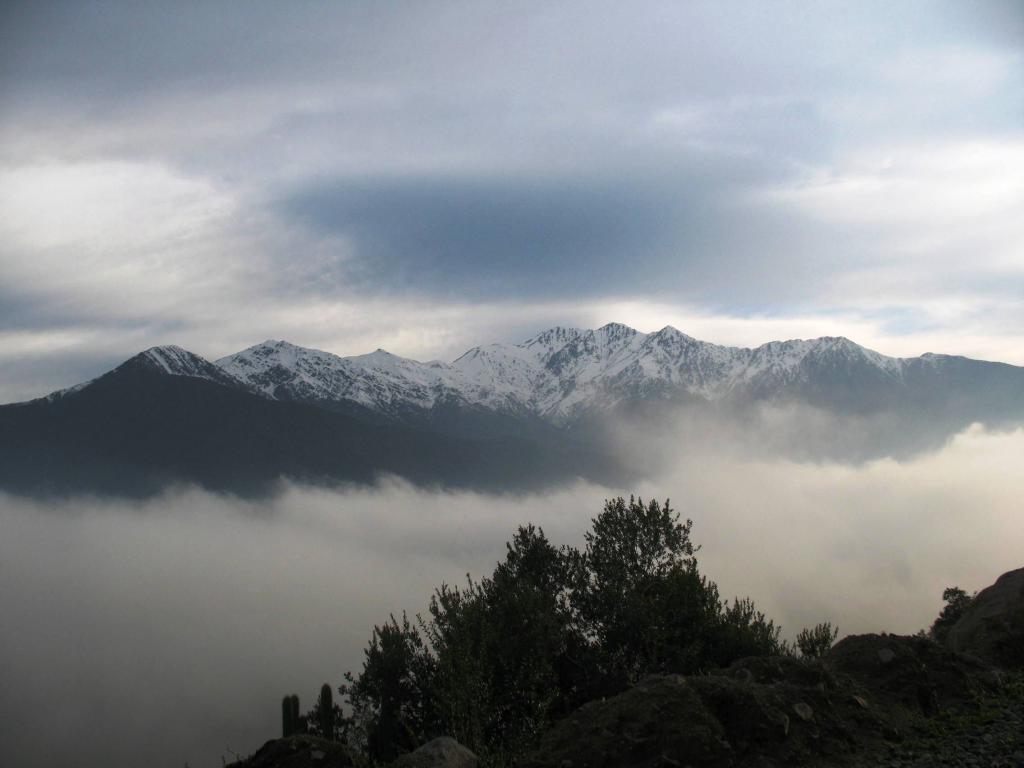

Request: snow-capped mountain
left=126, top=345, right=242, bottom=385
left=43, top=345, right=241, bottom=403
left=215, top=339, right=527, bottom=417
left=214, top=323, right=949, bottom=424
left=4, top=323, right=1022, bottom=498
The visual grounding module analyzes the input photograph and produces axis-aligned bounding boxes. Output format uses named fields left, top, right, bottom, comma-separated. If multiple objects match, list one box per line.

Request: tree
left=795, top=622, right=838, bottom=658
left=930, top=586, right=974, bottom=642
left=424, top=525, right=582, bottom=764
left=340, top=613, right=436, bottom=762
left=715, top=597, right=788, bottom=664
left=572, top=496, right=716, bottom=685
left=340, top=497, right=788, bottom=765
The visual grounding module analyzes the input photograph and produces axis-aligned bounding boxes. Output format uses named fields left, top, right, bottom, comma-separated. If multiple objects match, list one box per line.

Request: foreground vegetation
left=337, top=497, right=794, bottom=765
left=243, top=497, right=1023, bottom=768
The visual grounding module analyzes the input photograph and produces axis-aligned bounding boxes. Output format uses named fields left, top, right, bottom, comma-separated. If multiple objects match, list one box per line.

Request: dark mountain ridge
left=2, top=326, right=1022, bottom=497
left=0, top=349, right=619, bottom=497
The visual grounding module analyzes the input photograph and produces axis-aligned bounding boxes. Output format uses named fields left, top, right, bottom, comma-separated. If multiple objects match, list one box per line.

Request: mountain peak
left=815, top=335, right=856, bottom=346
left=652, top=325, right=697, bottom=342
left=348, top=348, right=407, bottom=368
left=100, top=345, right=245, bottom=390
left=596, top=322, right=638, bottom=336
left=222, top=340, right=329, bottom=371
left=136, top=345, right=211, bottom=375
left=523, top=326, right=585, bottom=346
left=34, top=345, right=219, bottom=402
left=254, top=339, right=303, bottom=352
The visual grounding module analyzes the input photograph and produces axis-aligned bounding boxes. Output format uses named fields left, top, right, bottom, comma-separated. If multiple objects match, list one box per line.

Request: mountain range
left=2, top=323, right=1022, bottom=496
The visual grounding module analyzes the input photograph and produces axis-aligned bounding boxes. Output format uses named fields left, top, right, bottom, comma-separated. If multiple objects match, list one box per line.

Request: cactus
left=318, top=683, right=335, bottom=739
left=282, top=694, right=302, bottom=737
left=290, top=695, right=301, bottom=734
left=282, top=695, right=292, bottom=737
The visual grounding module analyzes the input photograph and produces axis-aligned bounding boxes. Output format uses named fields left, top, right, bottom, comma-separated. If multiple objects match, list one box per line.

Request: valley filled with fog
left=3, top=422, right=1022, bottom=768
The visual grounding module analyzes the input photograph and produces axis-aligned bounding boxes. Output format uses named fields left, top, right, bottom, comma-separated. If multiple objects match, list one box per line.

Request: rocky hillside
left=229, top=638, right=1023, bottom=768
left=229, top=566, right=1024, bottom=768
left=6, top=323, right=1021, bottom=497
left=946, top=567, right=1024, bottom=670
left=520, top=632, right=1022, bottom=768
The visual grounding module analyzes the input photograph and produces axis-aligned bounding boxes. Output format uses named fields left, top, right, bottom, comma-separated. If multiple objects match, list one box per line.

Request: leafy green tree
left=572, top=496, right=719, bottom=686
left=714, top=597, right=788, bottom=663
left=795, top=621, right=839, bottom=658
left=340, top=497, right=789, bottom=765
left=424, top=525, right=582, bottom=764
left=930, top=586, right=974, bottom=642
left=340, top=613, right=436, bottom=762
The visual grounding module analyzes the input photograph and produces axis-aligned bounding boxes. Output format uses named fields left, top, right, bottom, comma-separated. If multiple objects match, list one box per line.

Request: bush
left=340, top=613, right=436, bottom=762
left=715, top=597, right=788, bottom=664
left=424, top=525, right=581, bottom=764
left=570, top=497, right=707, bottom=686
left=340, top=497, right=787, bottom=765
left=930, top=586, right=974, bottom=643
left=796, top=622, right=839, bottom=658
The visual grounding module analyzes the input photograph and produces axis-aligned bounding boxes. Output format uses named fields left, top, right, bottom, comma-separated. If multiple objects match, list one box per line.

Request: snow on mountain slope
left=216, top=340, right=534, bottom=415
left=134, top=345, right=230, bottom=379
left=215, top=323, right=916, bottom=424
left=25, top=324, right=1022, bottom=427
left=40, top=345, right=241, bottom=402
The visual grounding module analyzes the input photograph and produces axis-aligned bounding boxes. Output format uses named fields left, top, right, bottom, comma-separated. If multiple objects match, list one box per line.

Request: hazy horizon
left=3, top=421, right=1023, bottom=767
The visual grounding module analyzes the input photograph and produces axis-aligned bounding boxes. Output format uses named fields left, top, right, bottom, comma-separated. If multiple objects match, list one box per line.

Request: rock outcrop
left=945, top=566, right=1024, bottom=669
left=225, top=735, right=479, bottom=768
left=225, top=735, right=353, bottom=768
left=390, top=736, right=478, bottom=768
left=520, top=635, right=1014, bottom=768
left=827, top=633, right=1000, bottom=716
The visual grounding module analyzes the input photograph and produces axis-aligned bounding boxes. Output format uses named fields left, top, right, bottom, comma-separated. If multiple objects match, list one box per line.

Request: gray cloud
left=1, top=1, right=1021, bottom=398
left=2, top=421, right=1023, bottom=768
left=280, top=172, right=716, bottom=300
left=272, top=162, right=913, bottom=310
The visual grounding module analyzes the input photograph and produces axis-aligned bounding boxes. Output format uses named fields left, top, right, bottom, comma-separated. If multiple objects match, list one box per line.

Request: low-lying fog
left=2, top=423, right=1023, bottom=768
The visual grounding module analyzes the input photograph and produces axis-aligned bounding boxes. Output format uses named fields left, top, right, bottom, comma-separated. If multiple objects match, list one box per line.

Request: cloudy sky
left=1, top=1, right=1022, bottom=402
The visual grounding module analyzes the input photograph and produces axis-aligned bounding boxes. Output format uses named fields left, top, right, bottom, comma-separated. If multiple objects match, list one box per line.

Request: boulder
left=518, top=674, right=732, bottom=768
left=520, top=663, right=888, bottom=768
left=945, top=566, right=1024, bottom=669
left=225, top=735, right=353, bottom=768
left=720, top=654, right=838, bottom=689
left=827, top=633, right=998, bottom=716
left=390, top=737, right=478, bottom=768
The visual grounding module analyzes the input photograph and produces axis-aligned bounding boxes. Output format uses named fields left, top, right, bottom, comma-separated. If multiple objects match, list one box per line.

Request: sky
left=1, top=1, right=1022, bottom=402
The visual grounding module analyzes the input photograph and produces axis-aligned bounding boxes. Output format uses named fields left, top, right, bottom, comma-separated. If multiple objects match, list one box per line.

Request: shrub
left=423, top=525, right=583, bottom=764
left=930, top=587, right=974, bottom=643
left=796, top=622, right=839, bottom=658
left=340, top=613, right=436, bottom=762
left=570, top=497, right=706, bottom=686
left=715, top=597, right=788, bottom=664
left=340, top=497, right=785, bottom=765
